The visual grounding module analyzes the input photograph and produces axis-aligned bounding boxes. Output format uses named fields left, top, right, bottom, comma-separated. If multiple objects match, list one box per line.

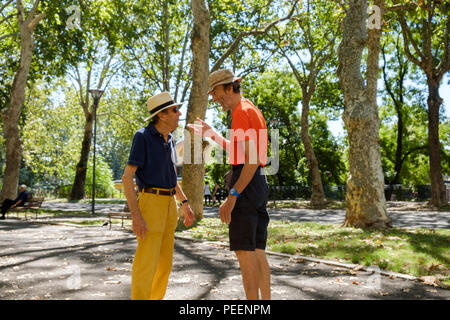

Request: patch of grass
left=176, top=218, right=450, bottom=286
left=176, top=217, right=228, bottom=242
left=58, top=219, right=107, bottom=226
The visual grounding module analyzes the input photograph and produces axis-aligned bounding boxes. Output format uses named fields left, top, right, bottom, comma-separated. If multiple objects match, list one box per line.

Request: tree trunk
left=300, top=99, right=326, bottom=206
left=426, top=78, right=447, bottom=207
left=69, top=109, right=94, bottom=200
left=0, top=1, right=44, bottom=201
left=395, top=4, right=449, bottom=207
left=337, top=0, right=392, bottom=228
left=381, top=39, right=407, bottom=201
left=182, top=0, right=210, bottom=220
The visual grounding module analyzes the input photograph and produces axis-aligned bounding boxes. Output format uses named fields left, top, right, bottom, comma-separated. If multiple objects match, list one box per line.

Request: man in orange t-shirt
left=187, top=69, right=270, bottom=300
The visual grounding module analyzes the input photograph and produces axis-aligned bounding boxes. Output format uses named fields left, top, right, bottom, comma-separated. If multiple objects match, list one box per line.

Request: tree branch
left=28, top=0, right=40, bottom=18
left=381, top=43, right=399, bottom=108
left=436, top=8, right=450, bottom=74
left=211, top=0, right=299, bottom=72
left=0, top=0, right=14, bottom=15
left=398, top=14, right=424, bottom=69
left=400, top=145, right=428, bottom=164
left=0, top=32, right=18, bottom=41
left=385, top=3, right=417, bottom=12
left=16, top=0, right=24, bottom=24
left=27, top=12, right=45, bottom=30
left=0, top=13, right=14, bottom=26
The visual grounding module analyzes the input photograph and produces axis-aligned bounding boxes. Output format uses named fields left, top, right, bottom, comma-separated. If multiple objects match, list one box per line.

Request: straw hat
left=145, top=92, right=183, bottom=122
left=208, top=69, right=242, bottom=94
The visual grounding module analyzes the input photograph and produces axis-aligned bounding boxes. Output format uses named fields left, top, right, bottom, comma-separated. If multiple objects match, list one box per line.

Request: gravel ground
left=0, top=219, right=448, bottom=301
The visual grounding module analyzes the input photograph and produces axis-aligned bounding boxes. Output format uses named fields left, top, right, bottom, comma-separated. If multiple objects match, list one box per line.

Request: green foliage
left=120, top=0, right=192, bottom=98
left=85, top=155, right=117, bottom=198
left=22, top=81, right=84, bottom=185
left=1, top=0, right=449, bottom=200
left=245, top=68, right=346, bottom=186
left=96, top=87, right=144, bottom=179
left=379, top=28, right=450, bottom=185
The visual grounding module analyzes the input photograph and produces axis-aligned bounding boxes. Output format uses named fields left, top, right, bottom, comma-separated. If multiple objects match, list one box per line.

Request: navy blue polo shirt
left=127, top=124, right=177, bottom=189
left=14, top=191, right=28, bottom=206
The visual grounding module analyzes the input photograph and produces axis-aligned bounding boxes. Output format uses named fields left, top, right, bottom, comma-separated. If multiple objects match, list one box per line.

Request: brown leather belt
left=141, top=187, right=176, bottom=196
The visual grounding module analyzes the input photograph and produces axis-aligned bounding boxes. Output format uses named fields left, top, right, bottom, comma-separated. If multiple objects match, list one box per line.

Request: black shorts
left=229, top=206, right=269, bottom=251
left=229, top=165, right=269, bottom=251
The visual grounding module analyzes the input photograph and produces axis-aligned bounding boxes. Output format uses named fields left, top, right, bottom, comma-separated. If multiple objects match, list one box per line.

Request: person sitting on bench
left=0, top=184, right=29, bottom=220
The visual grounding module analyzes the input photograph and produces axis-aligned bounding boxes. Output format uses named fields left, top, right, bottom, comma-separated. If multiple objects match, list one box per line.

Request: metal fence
left=268, top=184, right=439, bottom=201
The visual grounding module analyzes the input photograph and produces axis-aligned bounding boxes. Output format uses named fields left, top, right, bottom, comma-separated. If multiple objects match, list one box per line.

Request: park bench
left=106, top=203, right=131, bottom=229
left=9, top=196, right=45, bottom=219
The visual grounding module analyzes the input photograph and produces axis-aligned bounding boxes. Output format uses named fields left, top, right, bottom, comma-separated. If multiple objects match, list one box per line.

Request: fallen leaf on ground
left=289, top=257, right=304, bottom=263
left=419, top=276, right=439, bottom=286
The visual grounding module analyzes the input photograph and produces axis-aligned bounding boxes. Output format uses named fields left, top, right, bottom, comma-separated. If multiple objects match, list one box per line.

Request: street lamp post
left=89, top=89, right=104, bottom=215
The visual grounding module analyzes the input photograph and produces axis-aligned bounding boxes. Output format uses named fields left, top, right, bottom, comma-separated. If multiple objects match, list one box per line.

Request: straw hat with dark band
left=208, top=69, right=242, bottom=94
left=145, top=92, right=183, bottom=122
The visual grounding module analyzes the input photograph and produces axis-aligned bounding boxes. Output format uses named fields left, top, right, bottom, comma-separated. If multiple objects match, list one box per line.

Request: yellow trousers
left=131, top=192, right=178, bottom=300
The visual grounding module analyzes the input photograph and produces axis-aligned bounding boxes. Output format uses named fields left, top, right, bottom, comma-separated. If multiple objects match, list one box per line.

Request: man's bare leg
left=235, top=250, right=259, bottom=299
left=255, top=249, right=271, bottom=300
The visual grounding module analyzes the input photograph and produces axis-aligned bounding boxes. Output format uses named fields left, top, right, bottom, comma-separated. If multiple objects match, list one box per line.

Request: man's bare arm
left=187, top=118, right=230, bottom=151
left=232, top=139, right=260, bottom=194
left=122, top=164, right=149, bottom=238
left=175, top=182, right=195, bottom=226
left=122, top=164, right=140, bottom=216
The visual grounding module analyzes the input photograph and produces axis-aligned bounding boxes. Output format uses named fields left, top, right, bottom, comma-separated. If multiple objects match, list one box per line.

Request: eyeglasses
left=171, top=106, right=180, bottom=113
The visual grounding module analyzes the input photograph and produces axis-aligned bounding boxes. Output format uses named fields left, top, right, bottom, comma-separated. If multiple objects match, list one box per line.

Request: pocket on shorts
left=232, top=167, right=268, bottom=209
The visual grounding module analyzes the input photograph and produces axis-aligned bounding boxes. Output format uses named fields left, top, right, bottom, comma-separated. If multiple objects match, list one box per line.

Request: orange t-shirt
left=229, top=99, right=267, bottom=166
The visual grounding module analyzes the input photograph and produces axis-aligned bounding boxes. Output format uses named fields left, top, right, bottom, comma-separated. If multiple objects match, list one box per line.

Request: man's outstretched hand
left=186, top=118, right=214, bottom=137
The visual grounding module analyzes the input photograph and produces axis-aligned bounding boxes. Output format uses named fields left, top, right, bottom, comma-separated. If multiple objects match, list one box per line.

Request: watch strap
left=229, top=188, right=241, bottom=198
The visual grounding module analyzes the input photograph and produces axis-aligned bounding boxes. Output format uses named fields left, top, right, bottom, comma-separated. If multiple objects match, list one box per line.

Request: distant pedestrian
left=1, top=185, right=28, bottom=219
left=204, top=182, right=212, bottom=205
left=212, top=183, right=222, bottom=205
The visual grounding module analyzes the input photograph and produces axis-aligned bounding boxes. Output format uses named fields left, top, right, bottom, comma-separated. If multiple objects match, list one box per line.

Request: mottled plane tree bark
left=337, top=0, right=392, bottom=228
left=182, top=0, right=210, bottom=219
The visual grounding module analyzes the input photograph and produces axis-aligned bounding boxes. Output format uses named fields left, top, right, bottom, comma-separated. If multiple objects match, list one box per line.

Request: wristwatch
left=229, top=188, right=241, bottom=198
left=181, top=199, right=189, bottom=205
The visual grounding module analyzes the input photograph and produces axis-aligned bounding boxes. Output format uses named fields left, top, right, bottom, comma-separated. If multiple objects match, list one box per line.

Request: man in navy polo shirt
left=122, top=92, right=194, bottom=300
